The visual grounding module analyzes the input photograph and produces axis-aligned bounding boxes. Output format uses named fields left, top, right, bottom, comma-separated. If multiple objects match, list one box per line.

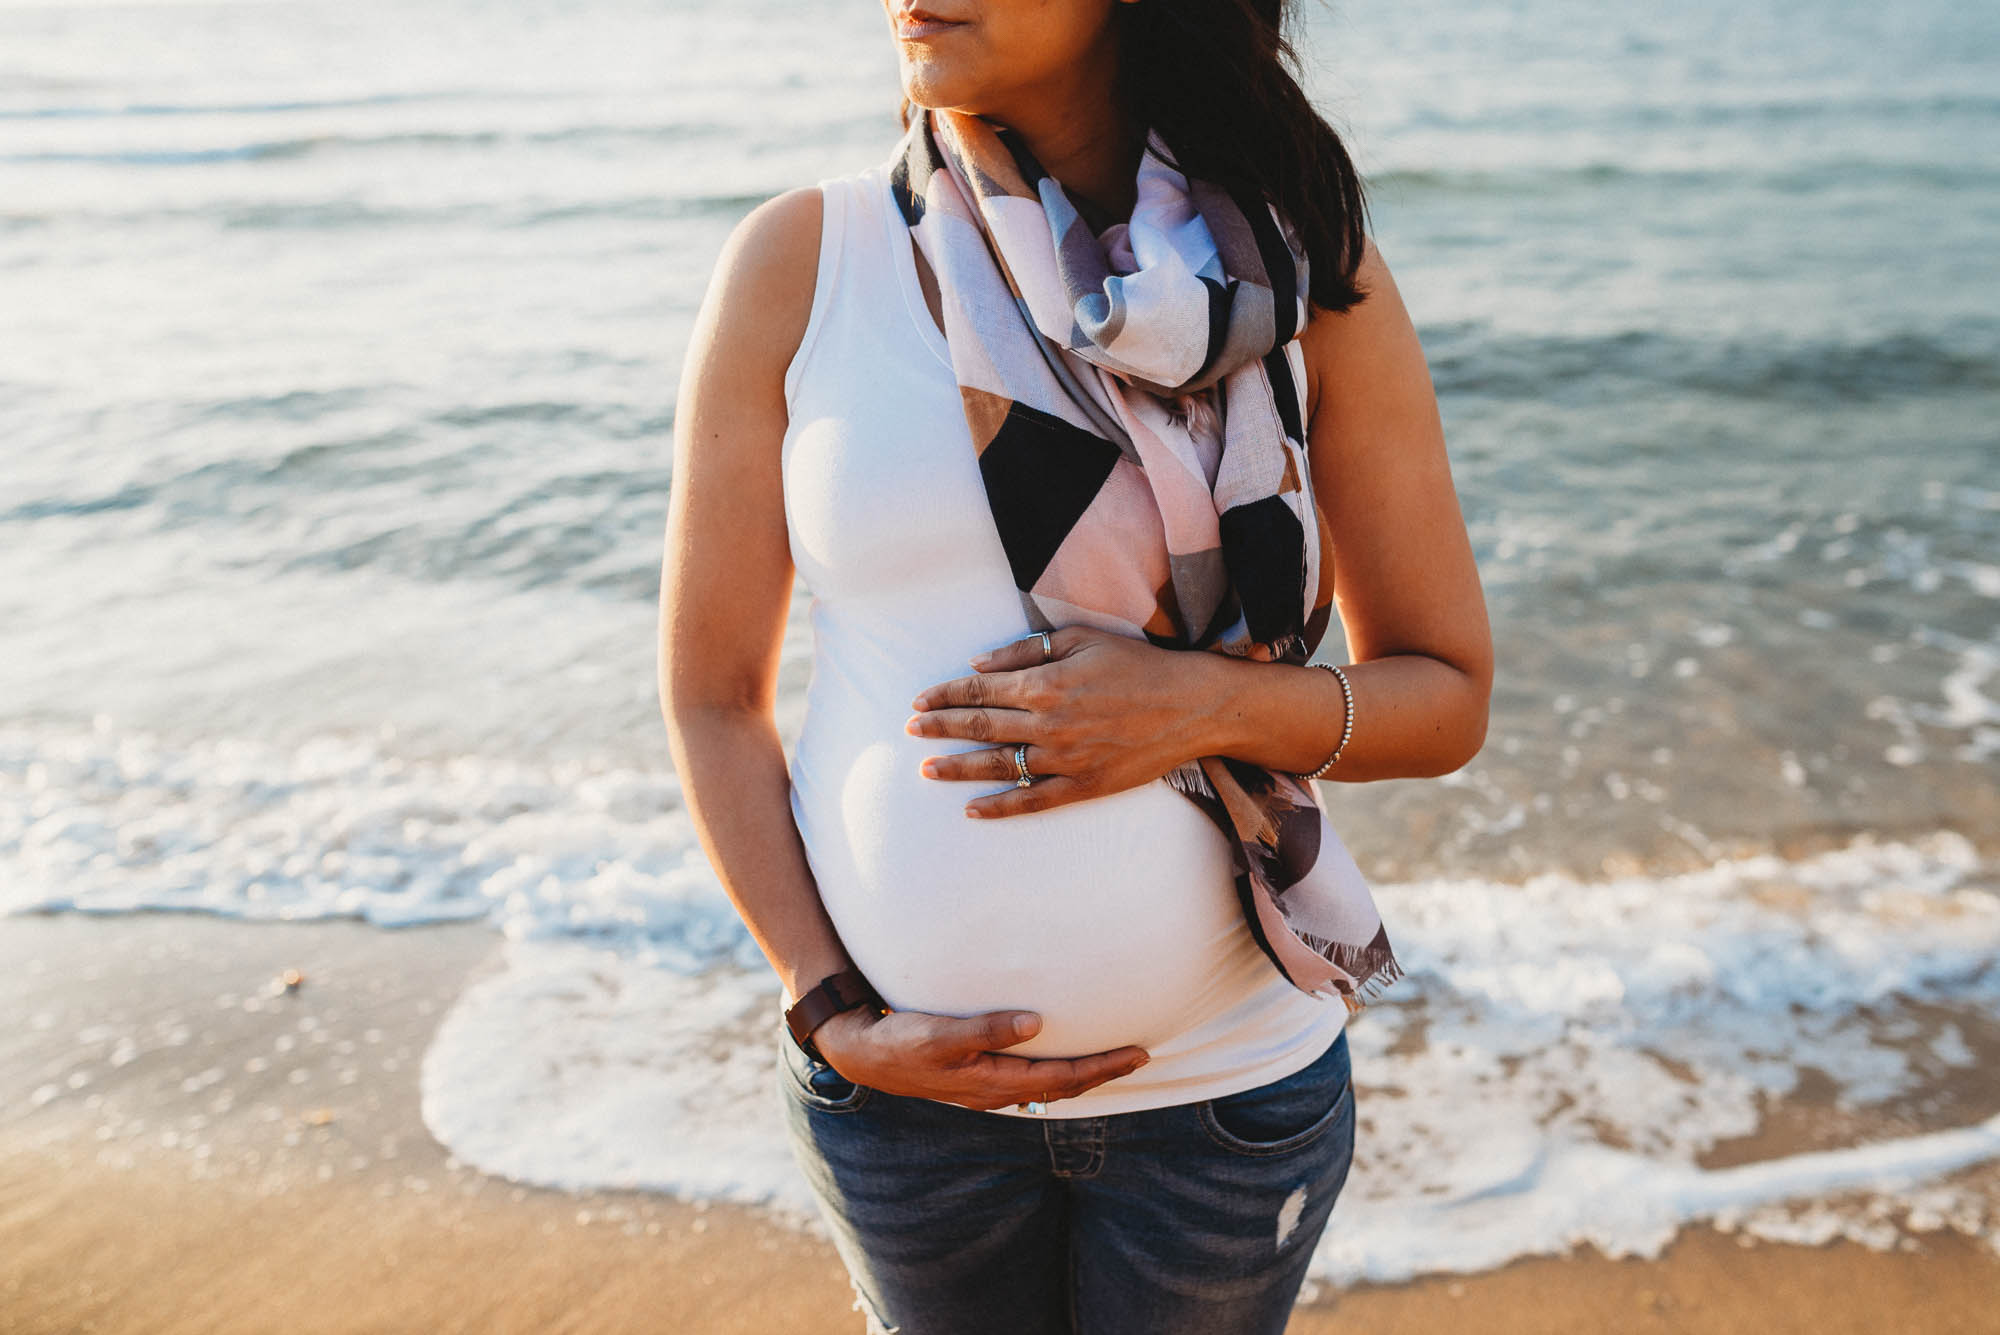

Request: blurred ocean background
left=3, top=0, right=1997, bottom=1286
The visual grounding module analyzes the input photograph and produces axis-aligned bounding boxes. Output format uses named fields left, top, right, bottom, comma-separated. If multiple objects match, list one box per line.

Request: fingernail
left=964, top=806, right=982, bottom=818
left=1013, top=1014, right=1038, bottom=1037
left=920, top=760, right=937, bottom=777
left=904, top=716, right=922, bottom=734
left=969, top=653, right=991, bottom=668
left=1133, top=1053, right=1150, bottom=1068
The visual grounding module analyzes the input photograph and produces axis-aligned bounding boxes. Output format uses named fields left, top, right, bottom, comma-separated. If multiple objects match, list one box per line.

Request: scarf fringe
left=1295, top=929, right=1406, bottom=1014
left=1167, top=755, right=1409, bottom=1012
left=1330, top=960, right=1404, bottom=1015
left=1160, top=756, right=1217, bottom=805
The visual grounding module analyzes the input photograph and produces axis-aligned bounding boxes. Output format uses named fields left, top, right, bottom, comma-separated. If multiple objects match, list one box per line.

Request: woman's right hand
left=808, top=1006, right=1149, bottom=1112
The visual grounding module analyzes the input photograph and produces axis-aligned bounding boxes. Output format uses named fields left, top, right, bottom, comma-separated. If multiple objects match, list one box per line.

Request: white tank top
left=780, top=152, right=1347, bottom=1118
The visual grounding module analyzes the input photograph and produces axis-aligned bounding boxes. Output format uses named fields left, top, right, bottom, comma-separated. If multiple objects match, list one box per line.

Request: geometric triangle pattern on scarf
left=889, top=107, right=1403, bottom=1012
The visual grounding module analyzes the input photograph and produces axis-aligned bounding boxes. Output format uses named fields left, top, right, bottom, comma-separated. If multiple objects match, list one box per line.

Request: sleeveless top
left=779, top=154, right=1348, bottom=1118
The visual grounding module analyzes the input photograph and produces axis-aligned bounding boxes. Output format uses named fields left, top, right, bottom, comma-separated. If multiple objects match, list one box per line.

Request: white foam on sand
left=6, top=720, right=1998, bottom=1282
left=417, top=937, right=817, bottom=1229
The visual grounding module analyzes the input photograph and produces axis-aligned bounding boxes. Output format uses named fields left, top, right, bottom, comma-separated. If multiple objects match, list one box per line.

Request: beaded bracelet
left=1297, top=662, right=1354, bottom=780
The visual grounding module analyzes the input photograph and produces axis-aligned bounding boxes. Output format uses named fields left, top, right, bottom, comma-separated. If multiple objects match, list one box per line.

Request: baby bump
left=799, top=735, right=1257, bottom=1059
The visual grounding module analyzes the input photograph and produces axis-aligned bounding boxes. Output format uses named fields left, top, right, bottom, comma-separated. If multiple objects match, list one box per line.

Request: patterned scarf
left=889, top=108, right=1403, bottom=1013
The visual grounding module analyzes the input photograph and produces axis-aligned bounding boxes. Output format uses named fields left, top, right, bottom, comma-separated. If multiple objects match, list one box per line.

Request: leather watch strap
left=784, top=965, right=883, bottom=1062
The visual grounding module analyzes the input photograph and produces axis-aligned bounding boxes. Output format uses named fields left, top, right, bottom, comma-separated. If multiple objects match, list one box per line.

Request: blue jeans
left=777, top=1018, right=1357, bottom=1335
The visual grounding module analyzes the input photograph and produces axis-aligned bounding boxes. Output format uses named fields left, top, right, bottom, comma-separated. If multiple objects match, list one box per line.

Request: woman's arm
left=660, top=187, right=1147, bottom=1105
left=1192, top=235, right=1493, bottom=781
left=659, top=186, right=855, bottom=1007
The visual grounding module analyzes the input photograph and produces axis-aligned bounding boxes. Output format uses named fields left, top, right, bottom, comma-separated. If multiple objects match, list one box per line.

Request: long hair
left=896, top=0, right=1372, bottom=316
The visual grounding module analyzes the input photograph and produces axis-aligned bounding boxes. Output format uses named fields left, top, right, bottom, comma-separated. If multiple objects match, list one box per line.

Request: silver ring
left=1032, top=630, right=1052, bottom=662
left=1013, top=742, right=1035, bottom=787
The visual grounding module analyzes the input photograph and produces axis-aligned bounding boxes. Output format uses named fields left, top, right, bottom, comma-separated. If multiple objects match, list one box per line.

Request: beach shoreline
left=4, top=911, right=1997, bottom=1334
left=7, top=0, right=2000, bottom=1326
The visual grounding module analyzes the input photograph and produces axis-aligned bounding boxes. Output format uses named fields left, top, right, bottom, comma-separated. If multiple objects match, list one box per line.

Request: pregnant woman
left=660, top=2, right=1491, bottom=1331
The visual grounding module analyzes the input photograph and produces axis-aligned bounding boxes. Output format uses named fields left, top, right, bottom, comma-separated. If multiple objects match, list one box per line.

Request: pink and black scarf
left=890, top=108, right=1404, bottom=1012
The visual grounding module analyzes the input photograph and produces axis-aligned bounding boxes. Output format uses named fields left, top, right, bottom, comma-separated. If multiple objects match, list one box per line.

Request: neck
left=959, top=51, right=1145, bottom=222
left=1016, top=110, right=1145, bottom=223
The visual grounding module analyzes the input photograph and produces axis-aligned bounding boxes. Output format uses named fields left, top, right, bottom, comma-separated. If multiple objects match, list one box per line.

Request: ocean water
left=4, top=0, right=1998, bottom=1285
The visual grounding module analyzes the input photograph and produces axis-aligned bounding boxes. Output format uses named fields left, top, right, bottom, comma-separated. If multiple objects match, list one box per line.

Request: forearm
left=662, top=703, right=854, bottom=1004
left=1187, top=650, right=1488, bottom=782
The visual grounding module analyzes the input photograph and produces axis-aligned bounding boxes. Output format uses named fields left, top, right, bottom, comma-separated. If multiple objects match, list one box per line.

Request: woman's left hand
left=906, top=624, right=1215, bottom=819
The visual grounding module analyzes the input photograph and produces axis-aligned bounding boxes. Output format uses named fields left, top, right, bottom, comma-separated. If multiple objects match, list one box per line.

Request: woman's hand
left=905, top=624, right=1217, bottom=819
left=809, top=1005, right=1149, bottom=1111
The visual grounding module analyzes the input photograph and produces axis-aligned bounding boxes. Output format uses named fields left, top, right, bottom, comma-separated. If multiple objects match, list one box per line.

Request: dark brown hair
left=898, top=0, right=1372, bottom=316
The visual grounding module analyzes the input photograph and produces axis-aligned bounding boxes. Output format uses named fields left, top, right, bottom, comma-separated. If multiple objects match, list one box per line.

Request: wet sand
left=3, top=912, right=1997, bottom=1335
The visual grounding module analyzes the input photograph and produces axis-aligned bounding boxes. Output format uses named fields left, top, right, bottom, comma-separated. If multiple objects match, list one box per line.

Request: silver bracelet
left=1297, top=662, right=1354, bottom=780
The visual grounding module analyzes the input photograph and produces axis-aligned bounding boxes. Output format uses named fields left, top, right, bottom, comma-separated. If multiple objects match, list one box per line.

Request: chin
left=899, top=66, right=990, bottom=112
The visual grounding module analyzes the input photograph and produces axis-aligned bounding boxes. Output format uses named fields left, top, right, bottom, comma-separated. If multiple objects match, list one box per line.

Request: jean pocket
left=1195, top=1028, right=1352, bottom=1157
left=777, top=1019, right=872, bottom=1114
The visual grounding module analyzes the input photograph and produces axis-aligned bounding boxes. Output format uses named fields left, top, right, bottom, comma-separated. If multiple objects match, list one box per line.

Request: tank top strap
left=784, top=159, right=947, bottom=418
left=783, top=169, right=854, bottom=407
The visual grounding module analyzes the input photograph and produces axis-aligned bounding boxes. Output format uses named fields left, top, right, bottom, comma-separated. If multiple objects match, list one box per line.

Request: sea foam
left=6, top=720, right=1995, bottom=1282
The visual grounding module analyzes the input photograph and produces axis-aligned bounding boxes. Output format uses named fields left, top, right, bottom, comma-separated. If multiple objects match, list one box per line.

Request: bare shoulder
left=1292, top=234, right=1488, bottom=715
left=666, top=183, right=826, bottom=597
left=664, top=185, right=827, bottom=696
left=683, top=183, right=825, bottom=410
left=1298, top=235, right=1431, bottom=429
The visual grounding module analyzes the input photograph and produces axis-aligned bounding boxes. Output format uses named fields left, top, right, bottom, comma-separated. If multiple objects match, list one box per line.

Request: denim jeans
left=777, top=1017, right=1357, bottom=1335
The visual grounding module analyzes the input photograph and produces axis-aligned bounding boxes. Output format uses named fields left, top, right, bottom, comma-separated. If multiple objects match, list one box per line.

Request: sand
left=3, top=912, right=1997, bottom=1335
